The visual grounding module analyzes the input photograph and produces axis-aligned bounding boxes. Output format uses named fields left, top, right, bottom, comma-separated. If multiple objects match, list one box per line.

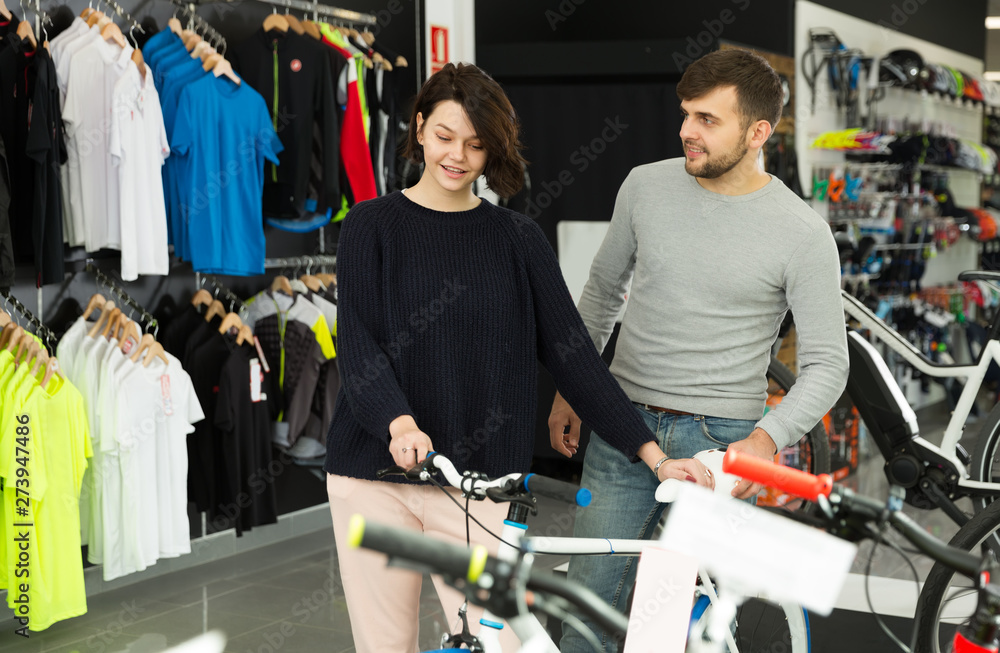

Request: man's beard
left=684, top=138, right=748, bottom=179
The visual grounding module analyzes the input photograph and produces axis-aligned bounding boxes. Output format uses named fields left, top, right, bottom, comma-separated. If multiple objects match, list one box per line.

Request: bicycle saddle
left=957, top=269, right=1000, bottom=283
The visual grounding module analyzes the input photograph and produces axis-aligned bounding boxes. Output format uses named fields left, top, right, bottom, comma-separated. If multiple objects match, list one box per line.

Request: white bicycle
left=349, top=451, right=810, bottom=653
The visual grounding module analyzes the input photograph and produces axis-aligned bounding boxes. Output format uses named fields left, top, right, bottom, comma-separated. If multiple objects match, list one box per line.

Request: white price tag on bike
left=660, top=483, right=857, bottom=616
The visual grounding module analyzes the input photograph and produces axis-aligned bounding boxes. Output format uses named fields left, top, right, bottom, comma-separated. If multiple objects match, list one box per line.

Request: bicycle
left=839, top=272, right=1000, bottom=528
left=361, top=452, right=810, bottom=653
left=722, top=448, right=1000, bottom=653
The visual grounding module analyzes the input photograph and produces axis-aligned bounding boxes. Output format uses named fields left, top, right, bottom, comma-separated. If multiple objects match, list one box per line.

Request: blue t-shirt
left=171, top=75, right=283, bottom=276
left=160, top=59, right=209, bottom=257
left=142, top=29, right=179, bottom=65
left=153, top=46, right=199, bottom=89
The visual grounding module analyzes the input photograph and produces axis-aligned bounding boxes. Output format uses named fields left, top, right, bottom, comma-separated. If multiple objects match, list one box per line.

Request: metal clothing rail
left=190, top=0, right=377, bottom=25
left=1, top=292, right=57, bottom=352
left=201, top=275, right=247, bottom=311
left=86, top=263, right=161, bottom=336
left=264, top=255, right=337, bottom=270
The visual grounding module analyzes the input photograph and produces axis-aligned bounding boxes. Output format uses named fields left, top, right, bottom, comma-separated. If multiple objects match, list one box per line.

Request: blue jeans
left=560, top=405, right=757, bottom=653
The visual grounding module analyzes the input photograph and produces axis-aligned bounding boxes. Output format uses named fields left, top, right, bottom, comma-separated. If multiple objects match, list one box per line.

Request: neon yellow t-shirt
left=1, top=361, right=92, bottom=631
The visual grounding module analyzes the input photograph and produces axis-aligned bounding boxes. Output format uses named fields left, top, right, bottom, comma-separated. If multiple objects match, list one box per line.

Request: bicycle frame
left=842, top=291, right=1000, bottom=495
left=471, top=503, right=746, bottom=653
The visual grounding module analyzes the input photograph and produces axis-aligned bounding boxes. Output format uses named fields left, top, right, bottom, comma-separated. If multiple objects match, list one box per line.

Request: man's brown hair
left=676, top=49, right=783, bottom=132
left=403, top=63, right=527, bottom=198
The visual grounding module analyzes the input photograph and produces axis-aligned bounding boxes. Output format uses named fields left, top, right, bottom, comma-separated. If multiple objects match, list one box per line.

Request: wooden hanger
left=190, top=40, right=212, bottom=59
left=13, top=334, right=38, bottom=368
left=101, top=22, right=127, bottom=49
left=142, top=342, right=168, bottom=367
left=204, top=300, right=226, bottom=323
left=271, top=275, right=294, bottom=297
left=236, top=324, right=253, bottom=346
left=83, top=293, right=107, bottom=320
left=302, top=20, right=321, bottom=40
left=101, top=308, right=122, bottom=339
left=202, top=52, right=222, bottom=72
left=17, top=20, right=35, bottom=49
left=86, top=11, right=104, bottom=28
left=80, top=6, right=94, bottom=20
left=40, top=357, right=61, bottom=389
left=299, top=274, right=325, bottom=293
left=1, top=0, right=12, bottom=21
left=118, top=318, right=140, bottom=355
left=218, top=312, right=242, bottom=335
left=132, top=47, right=146, bottom=78
left=0, top=311, right=10, bottom=330
left=284, top=11, right=304, bottom=35
left=212, top=58, right=241, bottom=86
left=316, top=273, right=336, bottom=287
left=29, top=346, right=48, bottom=377
left=0, top=322, right=22, bottom=350
left=184, top=32, right=202, bottom=51
left=191, top=289, right=214, bottom=308
left=262, top=11, right=289, bottom=33
left=168, top=16, right=182, bottom=35
left=129, top=332, right=156, bottom=362
left=87, top=300, right=117, bottom=337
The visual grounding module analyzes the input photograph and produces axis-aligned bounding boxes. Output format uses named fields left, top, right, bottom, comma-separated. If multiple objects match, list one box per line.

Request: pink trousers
left=328, top=474, right=523, bottom=653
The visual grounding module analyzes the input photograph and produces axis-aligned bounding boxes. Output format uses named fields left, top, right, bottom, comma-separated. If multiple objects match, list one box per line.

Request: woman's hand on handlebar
left=388, top=415, right=435, bottom=468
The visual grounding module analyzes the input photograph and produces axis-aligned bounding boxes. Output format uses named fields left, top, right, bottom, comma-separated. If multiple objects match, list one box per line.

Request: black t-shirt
left=230, top=28, right=339, bottom=219
left=215, top=343, right=279, bottom=535
left=26, top=47, right=66, bottom=285
left=185, top=329, right=231, bottom=514
left=162, top=303, right=207, bottom=358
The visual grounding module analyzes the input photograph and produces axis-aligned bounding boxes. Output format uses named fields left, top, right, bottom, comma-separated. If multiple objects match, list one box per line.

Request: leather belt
left=638, top=404, right=693, bottom=416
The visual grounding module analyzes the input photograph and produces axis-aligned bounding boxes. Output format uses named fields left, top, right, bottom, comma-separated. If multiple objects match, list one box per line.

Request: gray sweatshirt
left=577, top=158, right=848, bottom=450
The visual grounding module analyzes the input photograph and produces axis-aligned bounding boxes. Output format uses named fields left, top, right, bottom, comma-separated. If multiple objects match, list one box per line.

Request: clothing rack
left=201, top=275, right=247, bottom=311
left=192, top=0, right=377, bottom=25
left=263, top=255, right=337, bottom=270
left=1, top=292, right=56, bottom=352
left=86, top=263, right=160, bottom=336
left=99, top=0, right=147, bottom=41
left=169, top=0, right=227, bottom=51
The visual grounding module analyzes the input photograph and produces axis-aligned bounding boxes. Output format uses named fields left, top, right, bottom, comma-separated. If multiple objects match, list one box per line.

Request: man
left=553, top=49, right=849, bottom=652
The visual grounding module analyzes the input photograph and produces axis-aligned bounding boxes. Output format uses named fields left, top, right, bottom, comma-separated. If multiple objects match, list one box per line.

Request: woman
left=325, top=62, right=712, bottom=652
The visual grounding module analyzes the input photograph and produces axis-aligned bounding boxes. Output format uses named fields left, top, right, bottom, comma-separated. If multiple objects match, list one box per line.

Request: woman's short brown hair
left=403, top=63, right=527, bottom=198
left=676, top=49, right=783, bottom=131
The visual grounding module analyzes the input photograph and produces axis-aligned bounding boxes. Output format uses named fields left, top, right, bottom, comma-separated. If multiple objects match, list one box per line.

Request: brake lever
left=376, top=453, right=442, bottom=482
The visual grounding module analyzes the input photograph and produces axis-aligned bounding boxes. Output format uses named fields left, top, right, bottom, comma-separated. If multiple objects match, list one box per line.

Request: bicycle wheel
left=912, top=498, right=1000, bottom=653
left=690, top=592, right=810, bottom=653
left=967, top=404, right=1000, bottom=517
left=762, top=357, right=831, bottom=510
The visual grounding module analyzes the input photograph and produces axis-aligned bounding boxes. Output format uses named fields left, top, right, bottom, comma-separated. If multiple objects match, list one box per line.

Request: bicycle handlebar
left=348, top=514, right=628, bottom=639
left=722, top=449, right=982, bottom=579
left=377, top=453, right=592, bottom=507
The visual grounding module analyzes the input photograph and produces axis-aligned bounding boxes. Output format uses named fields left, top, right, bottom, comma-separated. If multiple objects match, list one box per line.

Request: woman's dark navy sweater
left=323, top=191, right=655, bottom=481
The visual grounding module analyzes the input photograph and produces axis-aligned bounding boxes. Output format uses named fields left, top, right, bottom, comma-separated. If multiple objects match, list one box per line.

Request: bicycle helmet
left=962, top=72, right=983, bottom=103
left=879, top=49, right=924, bottom=88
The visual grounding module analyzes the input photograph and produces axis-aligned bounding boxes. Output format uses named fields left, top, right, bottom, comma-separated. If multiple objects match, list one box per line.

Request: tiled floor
left=2, top=401, right=987, bottom=652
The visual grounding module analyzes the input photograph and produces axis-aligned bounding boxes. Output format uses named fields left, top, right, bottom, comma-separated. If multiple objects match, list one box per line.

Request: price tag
left=250, top=359, right=262, bottom=403
left=160, top=374, right=174, bottom=416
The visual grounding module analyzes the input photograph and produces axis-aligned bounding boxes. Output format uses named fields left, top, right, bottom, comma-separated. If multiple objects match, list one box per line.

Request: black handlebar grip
left=521, top=473, right=592, bottom=507
left=348, top=515, right=491, bottom=583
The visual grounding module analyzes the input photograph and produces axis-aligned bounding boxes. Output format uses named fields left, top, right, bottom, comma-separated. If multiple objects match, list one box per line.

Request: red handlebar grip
left=722, top=449, right=833, bottom=501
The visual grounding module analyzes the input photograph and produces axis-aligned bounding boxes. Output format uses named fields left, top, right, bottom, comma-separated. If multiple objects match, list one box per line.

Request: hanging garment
left=110, top=61, right=170, bottom=281
left=170, top=74, right=283, bottom=276
left=230, top=28, right=339, bottom=220
left=0, top=347, right=91, bottom=632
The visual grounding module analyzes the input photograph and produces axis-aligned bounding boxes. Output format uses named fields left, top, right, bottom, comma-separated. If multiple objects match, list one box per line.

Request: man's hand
left=548, top=391, right=582, bottom=457
left=727, top=428, right=778, bottom=499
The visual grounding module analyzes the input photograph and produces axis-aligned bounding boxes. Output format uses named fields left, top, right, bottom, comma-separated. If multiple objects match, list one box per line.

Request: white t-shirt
left=63, top=37, right=135, bottom=252
left=55, top=26, right=102, bottom=248
left=110, top=63, right=170, bottom=281
left=128, top=353, right=203, bottom=558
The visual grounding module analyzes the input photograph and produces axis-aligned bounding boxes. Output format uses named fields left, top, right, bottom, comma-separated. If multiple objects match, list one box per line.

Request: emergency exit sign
left=430, top=25, right=449, bottom=74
